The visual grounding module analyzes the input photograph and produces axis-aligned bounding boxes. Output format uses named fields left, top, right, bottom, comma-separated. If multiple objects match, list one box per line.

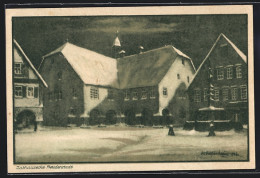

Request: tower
left=112, top=30, right=121, bottom=58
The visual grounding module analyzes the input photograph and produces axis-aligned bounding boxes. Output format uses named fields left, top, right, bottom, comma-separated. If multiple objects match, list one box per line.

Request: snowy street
left=15, top=126, right=248, bottom=163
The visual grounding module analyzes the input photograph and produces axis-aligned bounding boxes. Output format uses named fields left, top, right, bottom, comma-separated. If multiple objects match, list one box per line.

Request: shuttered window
left=236, top=65, right=242, bottom=78
left=226, top=67, right=233, bottom=79
left=194, top=89, right=201, bottom=103
left=231, top=87, right=238, bottom=100
left=241, top=85, right=247, bottom=100
left=222, top=88, right=229, bottom=101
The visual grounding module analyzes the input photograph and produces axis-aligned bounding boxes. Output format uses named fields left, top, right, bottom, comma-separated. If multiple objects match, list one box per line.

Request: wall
left=40, top=53, right=84, bottom=126
left=82, top=85, right=119, bottom=117
left=159, top=56, right=195, bottom=117
left=188, top=37, right=248, bottom=122
left=118, top=86, right=159, bottom=116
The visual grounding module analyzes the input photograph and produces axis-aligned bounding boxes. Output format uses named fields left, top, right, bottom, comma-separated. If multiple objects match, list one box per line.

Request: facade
left=39, top=42, right=119, bottom=126
left=117, top=45, right=196, bottom=125
left=39, top=38, right=196, bottom=126
left=187, top=33, right=248, bottom=124
left=13, top=40, right=48, bottom=128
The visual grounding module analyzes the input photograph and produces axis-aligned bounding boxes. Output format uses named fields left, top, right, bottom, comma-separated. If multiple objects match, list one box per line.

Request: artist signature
left=201, top=151, right=239, bottom=157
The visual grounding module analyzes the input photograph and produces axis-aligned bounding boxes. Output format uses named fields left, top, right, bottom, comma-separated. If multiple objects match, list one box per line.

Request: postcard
left=6, top=5, right=255, bottom=173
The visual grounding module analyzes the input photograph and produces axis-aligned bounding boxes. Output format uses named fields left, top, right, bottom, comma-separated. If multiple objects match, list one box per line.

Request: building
left=117, top=45, right=196, bottom=125
left=13, top=39, right=48, bottom=128
left=39, top=36, right=196, bottom=126
left=187, top=33, right=248, bottom=124
left=39, top=42, right=119, bottom=126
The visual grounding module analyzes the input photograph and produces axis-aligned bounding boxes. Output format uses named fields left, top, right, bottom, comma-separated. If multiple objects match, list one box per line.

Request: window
left=150, top=88, right=155, bottom=99
left=163, top=87, right=168, bottom=96
left=141, top=89, right=147, bottom=99
left=15, top=86, right=22, bottom=97
left=214, top=89, right=219, bottom=101
left=69, top=107, right=76, bottom=115
left=57, top=71, right=62, bottom=80
left=241, top=85, right=247, bottom=100
left=226, top=67, right=233, bottom=79
left=217, top=67, right=224, bottom=80
left=231, top=87, right=238, bottom=100
left=177, top=74, right=180, bottom=79
left=187, top=76, right=190, bottom=83
left=58, top=90, right=62, bottom=100
left=124, top=90, right=130, bottom=100
left=48, top=92, right=52, bottom=101
left=108, top=89, right=114, bottom=100
left=203, top=89, right=208, bottom=102
left=72, top=88, right=77, bottom=98
left=14, top=63, right=22, bottom=75
left=182, top=59, right=185, bottom=65
left=194, top=89, right=201, bottom=103
left=133, top=90, right=138, bottom=100
left=222, top=88, right=229, bottom=101
left=27, top=87, right=34, bottom=98
left=236, top=65, right=242, bottom=78
left=90, top=87, right=99, bottom=99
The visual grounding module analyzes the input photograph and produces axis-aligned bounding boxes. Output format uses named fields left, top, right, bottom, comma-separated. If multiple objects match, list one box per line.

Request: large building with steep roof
left=39, top=36, right=196, bottom=126
left=187, top=33, right=248, bottom=124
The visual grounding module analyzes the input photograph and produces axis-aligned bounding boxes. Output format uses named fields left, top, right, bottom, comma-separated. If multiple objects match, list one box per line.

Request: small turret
left=112, top=30, right=122, bottom=58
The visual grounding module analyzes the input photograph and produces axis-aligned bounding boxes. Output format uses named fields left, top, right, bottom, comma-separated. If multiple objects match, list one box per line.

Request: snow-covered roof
left=117, top=45, right=195, bottom=89
left=188, top=33, right=247, bottom=89
left=14, top=39, right=48, bottom=88
left=42, top=42, right=118, bottom=87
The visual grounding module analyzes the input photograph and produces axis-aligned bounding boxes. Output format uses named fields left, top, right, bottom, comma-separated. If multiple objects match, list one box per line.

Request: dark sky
left=13, top=15, right=247, bottom=69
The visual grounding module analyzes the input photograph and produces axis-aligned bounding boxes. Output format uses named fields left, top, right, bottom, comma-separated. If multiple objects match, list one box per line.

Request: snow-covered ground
left=15, top=125, right=248, bottom=163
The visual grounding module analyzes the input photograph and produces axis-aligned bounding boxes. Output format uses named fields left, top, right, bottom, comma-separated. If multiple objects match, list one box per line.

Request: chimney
left=119, top=50, right=126, bottom=58
left=139, top=45, right=144, bottom=54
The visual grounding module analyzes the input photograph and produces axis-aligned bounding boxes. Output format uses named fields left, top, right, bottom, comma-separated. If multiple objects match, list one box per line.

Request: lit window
left=177, top=74, right=180, bottom=79
left=90, top=87, right=99, bottom=99
left=226, top=67, right=233, bottom=79
left=241, top=85, right=247, bottom=100
left=231, top=87, right=238, bottom=100
left=141, top=89, right=147, bottom=99
left=217, top=68, right=224, bottom=80
left=27, top=87, right=34, bottom=98
left=163, top=87, right=168, bottom=96
left=214, top=89, right=219, bottom=101
left=133, top=90, right=138, bottom=100
left=14, top=86, right=22, bottom=97
left=194, top=89, right=201, bottom=103
left=150, top=88, right=155, bottom=99
left=203, top=89, right=208, bottom=102
left=236, top=65, right=242, bottom=78
left=14, top=63, right=22, bottom=75
left=187, top=76, right=190, bottom=83
left=222, top=88, right=229, bottom=101
left=124, top=90, right=130, bottom=100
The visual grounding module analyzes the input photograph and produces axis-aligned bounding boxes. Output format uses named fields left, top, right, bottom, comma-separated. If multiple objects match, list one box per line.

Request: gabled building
left=39, top=37, right=196, bottom=126
left=39, top=42, right=119, bottom=126
left=13, top=39, right=48, bottom=128
left=187, top=33, right=248, bottom=124
left=117, top=45, right=196, bottom=125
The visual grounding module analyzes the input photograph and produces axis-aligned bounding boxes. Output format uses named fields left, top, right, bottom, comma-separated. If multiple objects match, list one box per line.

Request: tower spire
left=112, top=30, right=122, bottom=58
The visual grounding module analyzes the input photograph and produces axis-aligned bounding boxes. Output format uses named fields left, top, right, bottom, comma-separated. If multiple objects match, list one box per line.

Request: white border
left=6, top=5, right=255, bottom=173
